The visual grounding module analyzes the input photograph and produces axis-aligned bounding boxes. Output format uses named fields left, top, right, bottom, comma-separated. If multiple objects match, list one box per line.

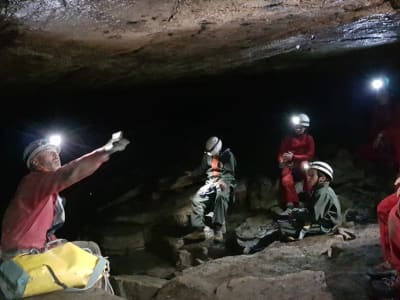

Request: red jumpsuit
left=388, top=200, right=400, bottom=274
left=1, top=150, right=109, bottom=253
left=373, top=193, right=400, bottom=298
left=278, top=133, right=315, bottom=206
left=377, top=193, right=398, bottom=262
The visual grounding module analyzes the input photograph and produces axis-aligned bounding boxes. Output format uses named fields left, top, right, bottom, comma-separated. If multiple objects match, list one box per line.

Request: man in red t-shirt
left=1, top=132, right=129, bottom=259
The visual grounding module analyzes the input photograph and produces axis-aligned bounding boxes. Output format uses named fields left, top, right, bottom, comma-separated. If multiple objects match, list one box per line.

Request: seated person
left=278, top=113, right=315, bottom=210
left=241, top=161, right=341, bottom=254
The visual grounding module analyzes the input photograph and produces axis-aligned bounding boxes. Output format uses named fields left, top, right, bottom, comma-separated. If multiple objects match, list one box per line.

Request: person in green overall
left=184, top=136, right=236, bottom=243
left=241, top=161, right=341, bottom=254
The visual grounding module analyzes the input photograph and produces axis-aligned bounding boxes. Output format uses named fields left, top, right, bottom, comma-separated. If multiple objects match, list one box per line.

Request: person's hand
left=112, top=138, right=130, bottom=153
left=282, top=152, right=293, bottom=162
left=217, top=181, right=227, bottom=191
left=104, top=131, right=130, bottom=154
left=279, top=160, right=293, bottom=169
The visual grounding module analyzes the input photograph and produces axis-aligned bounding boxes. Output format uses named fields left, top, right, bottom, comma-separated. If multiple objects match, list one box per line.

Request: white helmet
left=291, top=113, right=310, bottom=127
left=309, top=161, right=334, bottom=181
left=205, top=136, right=222, bottom=156
left=23, top=138, right=61, bottom=168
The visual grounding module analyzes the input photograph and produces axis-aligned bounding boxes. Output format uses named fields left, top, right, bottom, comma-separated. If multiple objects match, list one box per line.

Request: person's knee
left=192, top=199, right=204, bottom=212
left=192, top=197, right=200, bottom=205
left=87, top=241, right=102, bottom=255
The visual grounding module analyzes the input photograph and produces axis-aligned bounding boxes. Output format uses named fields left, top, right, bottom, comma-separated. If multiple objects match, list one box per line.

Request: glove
left=217, top=181, right=227, bottom=192
left=282, top=152, right=293, bottom=162
left=104, top=131, right=130, bottom=154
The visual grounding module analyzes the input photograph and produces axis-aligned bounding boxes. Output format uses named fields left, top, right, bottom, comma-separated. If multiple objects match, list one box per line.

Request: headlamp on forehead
left=370, top=76, right=389, bottom=91
left=48, top=134, right=62, bottom=147
left=291, top=115, right=300, bottom=126
left=371, top=79, right=384, bottom=91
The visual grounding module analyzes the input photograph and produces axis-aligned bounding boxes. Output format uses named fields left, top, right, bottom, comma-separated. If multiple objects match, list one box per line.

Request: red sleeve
left=278, top=137, right=289, bottom=162
left=23, top=149, right=110, bottom=205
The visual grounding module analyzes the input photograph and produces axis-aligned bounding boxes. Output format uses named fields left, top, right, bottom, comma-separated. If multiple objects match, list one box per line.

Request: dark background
left=1, top=47, right=400, bottom=240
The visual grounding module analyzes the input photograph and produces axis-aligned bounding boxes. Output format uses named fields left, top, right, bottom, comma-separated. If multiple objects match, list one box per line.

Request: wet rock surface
left=0, top=0, right=399, bottom=92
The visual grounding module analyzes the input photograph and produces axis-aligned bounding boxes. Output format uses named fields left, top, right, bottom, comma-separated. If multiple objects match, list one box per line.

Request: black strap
left=207, top=138, right=220, bottom=152
left=43, top=264, right=69, bottom=289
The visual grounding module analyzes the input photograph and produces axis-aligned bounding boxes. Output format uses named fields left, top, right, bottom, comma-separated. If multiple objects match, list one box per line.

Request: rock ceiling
left=0, top=0, right=399, bottom=93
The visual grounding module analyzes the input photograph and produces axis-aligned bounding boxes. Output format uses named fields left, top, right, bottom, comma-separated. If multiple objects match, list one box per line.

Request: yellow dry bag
left=0, top=242, right=108, bottom=299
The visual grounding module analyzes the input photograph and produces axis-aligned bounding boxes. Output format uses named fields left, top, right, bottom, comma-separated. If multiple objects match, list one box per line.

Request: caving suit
left=190, top=148, right=236, bottom=228
left=278, top=132, right=315, bottom=206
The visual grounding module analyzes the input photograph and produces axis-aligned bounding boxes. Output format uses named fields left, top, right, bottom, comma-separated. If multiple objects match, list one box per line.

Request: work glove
left=104, top=131, right=130, bottom=154
left=282, top=152, right=294, bottom=162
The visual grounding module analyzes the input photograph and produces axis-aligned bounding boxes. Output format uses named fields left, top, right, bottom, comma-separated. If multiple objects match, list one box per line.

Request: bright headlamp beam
left=371, top=78, right=384, bottom=91
left=291, top=115, right=300, bottom=126
left=48, top=134, right=62, bottom=146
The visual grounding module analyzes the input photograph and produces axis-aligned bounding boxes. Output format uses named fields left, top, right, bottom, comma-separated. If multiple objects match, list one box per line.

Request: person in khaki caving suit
left=184, top=136, right=236, bottom=243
